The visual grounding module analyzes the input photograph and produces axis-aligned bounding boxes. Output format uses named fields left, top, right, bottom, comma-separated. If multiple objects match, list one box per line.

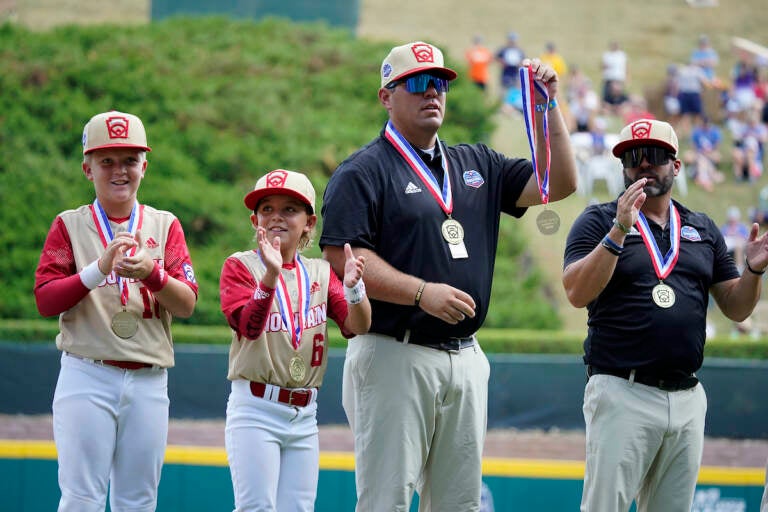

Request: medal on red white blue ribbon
left=636, top=202, right=681, bottom=309
left=259, top=252, right=311, bottom=356
left=91, top=199, right=143, bottom=338
left=384, top=121, right=468, bottom=259
left=520, top=66, right=559, bottom=235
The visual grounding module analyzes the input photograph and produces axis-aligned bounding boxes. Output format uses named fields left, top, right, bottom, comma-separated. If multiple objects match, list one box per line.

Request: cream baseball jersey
left=222, top=250, right=348, bottom=388
left=38, top=203, right=198, bottom=367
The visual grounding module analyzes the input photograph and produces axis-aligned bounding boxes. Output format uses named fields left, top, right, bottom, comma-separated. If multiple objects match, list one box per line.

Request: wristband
left=414, top=281, right=426, bottom=307
left=612, top=218, right=631, bottom=235
left=534, top=98, right=558, bottom=113
left=80, top=259, right=108, bottom=290
left=344, top=280, right=367, bottom=305
left=141, top=261, right=169, bottom=292
left=745, top=258, right=766, bottom=275
left=600, top=236, right=623, bottom=256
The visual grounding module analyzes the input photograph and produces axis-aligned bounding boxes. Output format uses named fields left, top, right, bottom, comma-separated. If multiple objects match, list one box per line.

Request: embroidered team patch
left=681, top=225, right=701, bottom=241
left=182, top=262, right=197, bottom=283
left=463, top=170, right=484, bottom=188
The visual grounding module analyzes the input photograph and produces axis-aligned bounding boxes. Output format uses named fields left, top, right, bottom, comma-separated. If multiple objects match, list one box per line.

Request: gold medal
left=651, top=282, right=675, bottom=308
left=441, top=218, right=464, bottom=245
left=111, top=310, right=139, bottom=339
left=289, top=356, right=307, bottom=383
left=536, top=209, right=560, bottom=235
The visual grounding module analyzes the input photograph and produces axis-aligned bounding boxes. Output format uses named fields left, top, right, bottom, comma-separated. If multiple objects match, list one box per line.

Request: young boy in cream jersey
left=34, top=110, right=199, bottom=512
left=219, top=169, right=371, bottom=511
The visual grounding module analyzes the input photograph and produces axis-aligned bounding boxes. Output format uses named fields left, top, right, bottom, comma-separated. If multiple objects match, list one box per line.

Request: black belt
left=398, top=331, right=475, bottom=352
left=587, top=365, right=699, bottom=391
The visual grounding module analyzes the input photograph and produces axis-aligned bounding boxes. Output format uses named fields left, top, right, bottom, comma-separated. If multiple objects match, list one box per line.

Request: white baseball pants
left=53, top=352, right=169, bottom=512
left=225, top=379, right=319, bottom=512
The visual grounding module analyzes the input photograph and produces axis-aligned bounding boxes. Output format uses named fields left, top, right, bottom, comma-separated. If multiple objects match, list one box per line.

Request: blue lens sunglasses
left=386, top=73, right=451, bottom=94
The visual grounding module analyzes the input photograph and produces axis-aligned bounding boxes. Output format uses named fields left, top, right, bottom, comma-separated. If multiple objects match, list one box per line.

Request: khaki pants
left=343, top=333, right=490, bottom=512
left=581, top=373, right=707, bottom=512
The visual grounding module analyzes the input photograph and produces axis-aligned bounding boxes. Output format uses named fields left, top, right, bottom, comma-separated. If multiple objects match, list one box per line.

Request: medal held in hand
left=520, top=66, right=558, bottom=235
left=111, top=309, right=139, bottom=339
left=289, top=355, right=307, bottom=383
left=651, top=282, right=676, bottom=308
left=536, top=209, right=560, bottom=235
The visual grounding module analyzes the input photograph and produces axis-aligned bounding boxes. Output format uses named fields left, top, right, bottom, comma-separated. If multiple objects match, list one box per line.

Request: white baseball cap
left=82, top=110, right=151, bottom=155
left=244, top=169, right=316, bottom=213
left=380, top=41, right=457, bottom=88
left=612, top=119, right=679, bottom=157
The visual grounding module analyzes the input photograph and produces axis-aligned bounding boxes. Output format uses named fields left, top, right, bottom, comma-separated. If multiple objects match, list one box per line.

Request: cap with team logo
left=612, top=118, right=679, bottom=157
left=82, top=110, right=151, bottom=155
left=380, top=41, right=458, bottom=88
left=244, top=169, right=316, bottom=213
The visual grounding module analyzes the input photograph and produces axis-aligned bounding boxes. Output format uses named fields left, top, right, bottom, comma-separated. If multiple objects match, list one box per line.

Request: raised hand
left=257, top=226, right=282, bottom=275
left=343, top=243, right=366, bottom=288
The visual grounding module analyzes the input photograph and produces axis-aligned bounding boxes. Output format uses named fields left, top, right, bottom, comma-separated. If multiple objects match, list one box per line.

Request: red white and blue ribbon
left=259, top=252, right=311, bottom=349
left=384, top=121, right=453, bottom=215
left=519, top=66, right=551, bottom=205
left=90, top=199, right=143, bottom=306
left=636, top=202, right=681, bottom=280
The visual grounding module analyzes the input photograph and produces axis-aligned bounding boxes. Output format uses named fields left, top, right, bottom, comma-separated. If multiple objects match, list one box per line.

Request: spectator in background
left=568, top=80, right=600, bottom=133
left=496, top=31, right=525, bottom=100
left=721, top=206, right=750, bottom=271
left=663, top=64, right=682, bottom=125
left=731, top=53, right=760, bottom=113
left=732, top=108, right=768, bottom=182
left=540, top=41, right=568, bottom=80
left=601, top=40, right=629, bottom=115
left=676, top=58, right=711, bottom=136
left=623, top=94, right=655, bottom=125
left=465, top=35, right=494, bottom=91
left=684, top=115, right=724, bottom=192
left=690, top=34, right=719, bottom=81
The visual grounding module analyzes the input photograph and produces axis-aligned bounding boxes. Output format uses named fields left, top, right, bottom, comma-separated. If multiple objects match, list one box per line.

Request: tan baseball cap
left=612, top=119, right=679, bottom=157
left=244, top=169, right=316, bottom=213
left=380, top=41, right=457, bottom=88
left=82, top=110, right=151, bottom=155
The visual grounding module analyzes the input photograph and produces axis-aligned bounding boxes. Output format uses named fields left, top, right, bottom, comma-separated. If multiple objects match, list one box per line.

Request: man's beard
left=623, top=167, right=675, bottom=197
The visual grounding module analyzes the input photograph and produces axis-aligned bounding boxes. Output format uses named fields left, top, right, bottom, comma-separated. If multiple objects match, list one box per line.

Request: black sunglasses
left=621, top=146, right=675, bottom=168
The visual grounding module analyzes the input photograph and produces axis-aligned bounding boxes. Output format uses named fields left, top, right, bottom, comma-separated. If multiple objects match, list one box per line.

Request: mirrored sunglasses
left=620, top=146, right=675, bottom=168
left=387, top=73, right=451, bottom=94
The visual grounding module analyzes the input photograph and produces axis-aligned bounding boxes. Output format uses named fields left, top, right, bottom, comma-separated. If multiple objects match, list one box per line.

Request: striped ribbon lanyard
left=519, top=66, right=551, bottom=205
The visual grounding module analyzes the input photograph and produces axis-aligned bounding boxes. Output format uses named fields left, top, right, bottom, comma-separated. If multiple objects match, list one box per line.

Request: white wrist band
left=344, top=280, right=366, bottom=305
left=80, top=259, right=108, bottom=290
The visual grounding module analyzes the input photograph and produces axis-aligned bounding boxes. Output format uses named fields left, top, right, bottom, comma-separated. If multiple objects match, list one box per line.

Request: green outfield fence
left=0, top=441, right=764, bottom=511
left=150, top=0, right=360, bottom=30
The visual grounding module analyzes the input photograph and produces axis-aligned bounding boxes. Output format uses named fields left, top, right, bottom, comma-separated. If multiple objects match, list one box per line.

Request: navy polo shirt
left=563, top=199, right=740, bottom=374
left=320, top=126, right=533, bottom=339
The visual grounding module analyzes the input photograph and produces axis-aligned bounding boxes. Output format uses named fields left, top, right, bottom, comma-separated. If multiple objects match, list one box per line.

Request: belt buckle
left=287, top=389, right=304, bottom=406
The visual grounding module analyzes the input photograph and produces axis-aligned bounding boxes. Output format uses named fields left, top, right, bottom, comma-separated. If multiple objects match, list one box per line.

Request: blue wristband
left=601, top=235, right=624, bottom=256
left=535, top=98, right=558, bottom=113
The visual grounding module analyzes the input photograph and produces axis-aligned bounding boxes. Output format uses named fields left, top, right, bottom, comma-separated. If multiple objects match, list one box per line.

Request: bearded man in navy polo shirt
left=563, top=118, right=768, bottom=512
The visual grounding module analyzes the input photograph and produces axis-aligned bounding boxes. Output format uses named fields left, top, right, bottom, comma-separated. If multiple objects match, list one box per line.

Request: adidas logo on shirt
left=405, top=182, right=422, bottom=194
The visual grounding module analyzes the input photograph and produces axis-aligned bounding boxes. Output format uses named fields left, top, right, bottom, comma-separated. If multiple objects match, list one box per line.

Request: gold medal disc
left=536, top=209, right=561, bottom=235
left=441, top=218, right=464, bottom=245
left=111, top=310, right=139, bottom=339
left=289, top=356, right=307, bottom=383
left=651, top=283, right=676, bottom=308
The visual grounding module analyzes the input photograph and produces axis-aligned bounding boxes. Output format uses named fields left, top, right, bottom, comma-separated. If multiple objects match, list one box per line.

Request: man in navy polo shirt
left=320, top=40, right=578, bottom=512
left=563, top=119, right=768, bottom=512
